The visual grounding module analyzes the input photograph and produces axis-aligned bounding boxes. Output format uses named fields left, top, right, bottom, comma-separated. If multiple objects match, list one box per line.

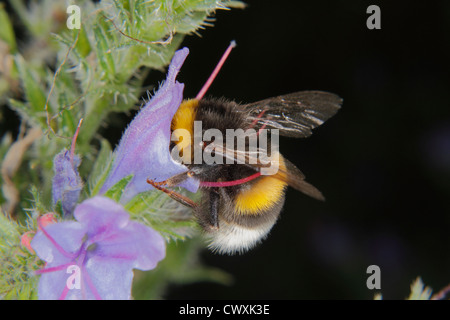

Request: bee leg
left=147, top=178, right=198, bottom=209
left=150, top=169, right=198, bottom=187
left=209, top=188, right=220, bottom=229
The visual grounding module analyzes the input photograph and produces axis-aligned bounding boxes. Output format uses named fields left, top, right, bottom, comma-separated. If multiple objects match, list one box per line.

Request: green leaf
left=75, top=28, right=92, bottom=58
left=103, top=175, right=133, bottom=202
left=125, top=190, right=164, bottom=214
left=60, top=109, right=77, bottom=137
left=89, top=149, right=114, bottom=197
left=13, top=55, right=49, bottom=128
left=0, top=4, right=17, bottom=52
left=126, top=189, right=199, bottom=241
left=93, top=25, right=116, bottom=79
left=88, top=139, right=113, bottom=190
left=0, top=212, right=41, bottom=300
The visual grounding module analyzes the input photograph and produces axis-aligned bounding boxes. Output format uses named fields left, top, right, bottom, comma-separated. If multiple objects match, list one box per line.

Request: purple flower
left=52, top=149, right=82, bottom=216
left=31, top=196, right=166, bottom=300
left=100, top=48, right=199, bottom=203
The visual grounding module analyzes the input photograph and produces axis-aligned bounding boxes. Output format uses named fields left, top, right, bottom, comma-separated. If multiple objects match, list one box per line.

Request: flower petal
left=90, top=219, right=166, bottom=270
left=31, top=221, right=86, bottom=264
left=100, top=48, right=199, bottom=203
left=76, top=196, right=166, bottom=270
left=124, top=220, right=166, bottom=270
left=84, top=257, right=135, bottom=300
left=37, top=266, right=73, bottom=300
left=74, top=196, right=130, bottom=237
left=33, top=196, right=166, bottom=300
left=31, top=222, right=86, bottom=300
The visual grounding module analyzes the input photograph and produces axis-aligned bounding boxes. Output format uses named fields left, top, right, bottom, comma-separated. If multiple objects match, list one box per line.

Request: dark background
left=165, top=0, right=450, bottom=299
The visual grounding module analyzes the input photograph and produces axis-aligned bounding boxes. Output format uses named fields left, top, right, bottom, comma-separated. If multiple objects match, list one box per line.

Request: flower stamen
left=70, top=118, right=83, bottom=167
left=35, top=262, right=73, bottom=275
left=196, top=41, right=236, bottom=100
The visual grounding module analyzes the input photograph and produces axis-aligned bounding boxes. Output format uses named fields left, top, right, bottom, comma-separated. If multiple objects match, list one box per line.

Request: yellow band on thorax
left=171, top=99, right=199, bottom=163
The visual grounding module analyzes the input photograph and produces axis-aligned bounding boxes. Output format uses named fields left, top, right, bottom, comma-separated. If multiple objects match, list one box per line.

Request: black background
left=165, top=0, right=450, bottom=299
left=2, top=0, right=449, bottom=300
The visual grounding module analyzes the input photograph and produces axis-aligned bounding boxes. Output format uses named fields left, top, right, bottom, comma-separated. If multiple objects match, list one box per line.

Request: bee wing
left=272, top=156, right=325, bottom=201
left=243, top=91, right=342, bottom=138
left=208, top=141, right=270, bottom=168
left=208, top=142, right=324, bottom=201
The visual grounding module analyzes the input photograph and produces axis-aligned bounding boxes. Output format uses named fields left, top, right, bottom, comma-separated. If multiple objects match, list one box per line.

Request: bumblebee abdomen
left=201, top=176, right=287, bottom=255
left=234, top=175, right=287, bottom=215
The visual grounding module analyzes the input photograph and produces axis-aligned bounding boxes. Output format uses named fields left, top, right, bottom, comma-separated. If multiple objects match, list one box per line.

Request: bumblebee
left=147, top=44, right=342, bottom=254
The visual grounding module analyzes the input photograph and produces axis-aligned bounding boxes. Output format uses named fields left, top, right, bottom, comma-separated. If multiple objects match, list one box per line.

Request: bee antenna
left=196, top=40, right=236, bottom=100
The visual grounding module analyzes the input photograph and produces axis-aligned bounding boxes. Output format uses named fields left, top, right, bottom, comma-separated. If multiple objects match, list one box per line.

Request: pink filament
left=82, top=265, right=102, bottom=300
left=248, top=109, right=269, bottom=136
left=257, top=120, right=269, bottom=136
left=249, top=109, right=266, bottom=128
left=58, top=283, right=71, bottom=300
left=70, top=118, right=83, bottom=167
left=196, top=41, right=236, bottom=100
left=35, top=262, right=74, bottom=275
left=200, top=172, right=261, bottom=188
left=37, top=220, right=75, bottom=259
